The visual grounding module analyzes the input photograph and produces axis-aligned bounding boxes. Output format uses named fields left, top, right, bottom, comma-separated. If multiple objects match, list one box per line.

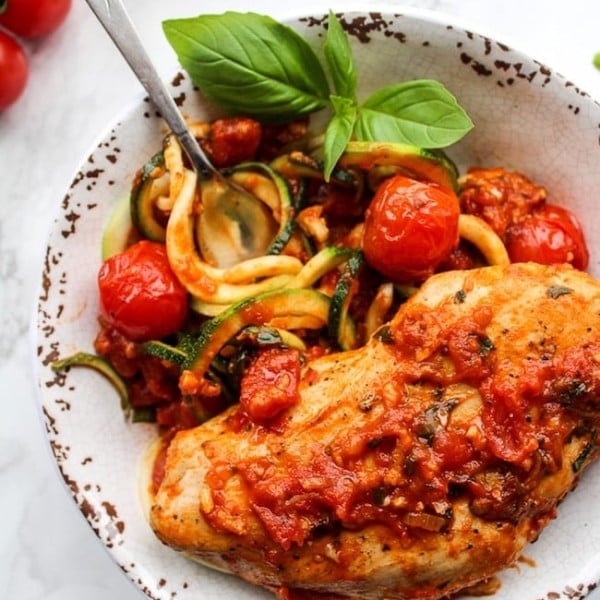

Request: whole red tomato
left=0, top=0, right=72, bottom=38
left=98, top=240, right=189, bottom=342
left=505, top=203, right=589, bottom=270
left=204, top=117, right=262, bottom=167
left=0, top=29, right=28, bottom=110
left=362, top=174, right=460, bottom=283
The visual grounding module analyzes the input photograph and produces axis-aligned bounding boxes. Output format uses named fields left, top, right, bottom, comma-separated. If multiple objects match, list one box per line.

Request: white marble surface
left=2, top=0, right=600, bottom=598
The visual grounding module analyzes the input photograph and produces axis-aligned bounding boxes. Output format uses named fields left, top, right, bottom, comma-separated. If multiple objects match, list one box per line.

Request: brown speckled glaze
left=35, top=9, right=600, bottom=600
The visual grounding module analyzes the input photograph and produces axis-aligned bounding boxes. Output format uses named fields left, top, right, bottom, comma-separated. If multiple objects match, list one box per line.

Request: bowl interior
left=35, top=9, right=600, bottom=600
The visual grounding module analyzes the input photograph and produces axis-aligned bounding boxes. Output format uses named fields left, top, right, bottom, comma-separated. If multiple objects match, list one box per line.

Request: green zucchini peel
left=51, top=352, right=132, bottom=418
left=165, top=168, right=301, bottom=304
left=329, top=250, right=364, bottom=350
left=185, top=287, right=331, bottom=380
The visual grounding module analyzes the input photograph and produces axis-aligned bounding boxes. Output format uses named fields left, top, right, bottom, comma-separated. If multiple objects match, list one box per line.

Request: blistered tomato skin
left=362, top=174, right=460, bottom=283
left=98, top=240, right=188, bottom=342
left=506, top=203, right=589, bottom=270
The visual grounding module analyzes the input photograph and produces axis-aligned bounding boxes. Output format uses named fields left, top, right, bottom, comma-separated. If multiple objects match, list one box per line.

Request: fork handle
left=84, top=0, right=217, bottom=178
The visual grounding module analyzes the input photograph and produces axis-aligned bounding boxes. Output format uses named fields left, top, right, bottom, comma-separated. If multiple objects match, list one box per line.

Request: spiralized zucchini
left=165, top=168, right=302, bottom=304
left=458, top=214, right=510, bottom=267
left=95, top=122, right=532, bottom=420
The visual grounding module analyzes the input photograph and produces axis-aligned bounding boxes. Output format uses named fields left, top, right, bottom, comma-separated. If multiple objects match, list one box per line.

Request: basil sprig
left=163, top=10, right=473, bottom=178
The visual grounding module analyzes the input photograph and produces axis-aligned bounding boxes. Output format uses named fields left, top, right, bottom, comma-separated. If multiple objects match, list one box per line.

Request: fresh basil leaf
left=324, top=10, right=357, bottom=100
left=594, top=52, right=600, bottom=71
left=323, top=95, right=357, bottom=180
left=0, top=0, right=7, bottom=14
left=162, top=12, right=331, bottom=123
left=355, top=79, right=473, bottom=147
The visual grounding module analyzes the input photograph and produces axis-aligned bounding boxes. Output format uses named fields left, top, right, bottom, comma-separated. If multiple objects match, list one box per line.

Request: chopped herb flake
left=560, top=379, right=589, bottom=403
left=454, top=289, right=467, bottom=303
left=373, top=486, right=388, bottom=506
left=478, top=336, right=495, bottom=356
left=547, top=285, right=573, bottom=299
left=374, top=325, right=395, bottom=344
left=572, top=432, right=596, bottom=473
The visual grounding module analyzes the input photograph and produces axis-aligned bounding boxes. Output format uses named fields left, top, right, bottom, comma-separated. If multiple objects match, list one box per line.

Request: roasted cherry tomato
left=362, top=174, right=460, bottom=283
left=0, top=0, right=72, bottom=38
left=505, top=203, right=589, bottom=270
left=203, top=117, right=262, bottom=168
left=0, top=29, right=28, bottom=110
left=97, top=240, right=188, bottom=342
left=458, top=167, right=546, bottom=238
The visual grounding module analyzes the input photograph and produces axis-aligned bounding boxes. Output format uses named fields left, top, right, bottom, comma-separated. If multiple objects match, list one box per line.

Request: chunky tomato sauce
left=239, top=347, right=302, bottom=421
left=199, top=310, right=592, bottom=551
left=459, top=167, right=547, bottom=238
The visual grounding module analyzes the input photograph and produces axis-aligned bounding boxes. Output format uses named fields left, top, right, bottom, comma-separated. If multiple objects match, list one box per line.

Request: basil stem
left=323, top=95, right=357, bottom=180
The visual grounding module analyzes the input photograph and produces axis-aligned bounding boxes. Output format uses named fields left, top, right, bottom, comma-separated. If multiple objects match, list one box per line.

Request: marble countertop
left=2, top=1, right=600, bottom=598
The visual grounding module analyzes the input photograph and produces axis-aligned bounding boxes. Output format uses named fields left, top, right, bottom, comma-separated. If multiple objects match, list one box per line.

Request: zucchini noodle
left=165, top=168, right=301, bottom=304
left=458, top=213, right=510, bottom=267
left=163, top=134, right=185, bottom=208
left=60, top=115, right=582, bottom=430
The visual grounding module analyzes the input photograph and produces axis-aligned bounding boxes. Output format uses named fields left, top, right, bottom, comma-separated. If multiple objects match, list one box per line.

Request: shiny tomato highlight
left=505, top=203, right=589, bottom=270
left=98, top=240, right=188, bottom=342
left=362, top=174, right=460, bottom=283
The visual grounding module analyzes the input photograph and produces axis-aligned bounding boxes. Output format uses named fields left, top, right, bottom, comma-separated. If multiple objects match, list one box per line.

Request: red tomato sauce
left=239, top=347, right=302, bottom=421
left=200, top=307, right=588, bottom=550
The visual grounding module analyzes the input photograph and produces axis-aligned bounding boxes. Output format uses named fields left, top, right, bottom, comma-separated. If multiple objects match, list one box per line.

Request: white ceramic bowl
left=35, top=7, right=600, bottom=600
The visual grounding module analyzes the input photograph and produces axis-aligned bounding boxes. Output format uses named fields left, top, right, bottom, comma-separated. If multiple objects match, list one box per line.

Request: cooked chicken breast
left=149, top=262, right=600, bottom=599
